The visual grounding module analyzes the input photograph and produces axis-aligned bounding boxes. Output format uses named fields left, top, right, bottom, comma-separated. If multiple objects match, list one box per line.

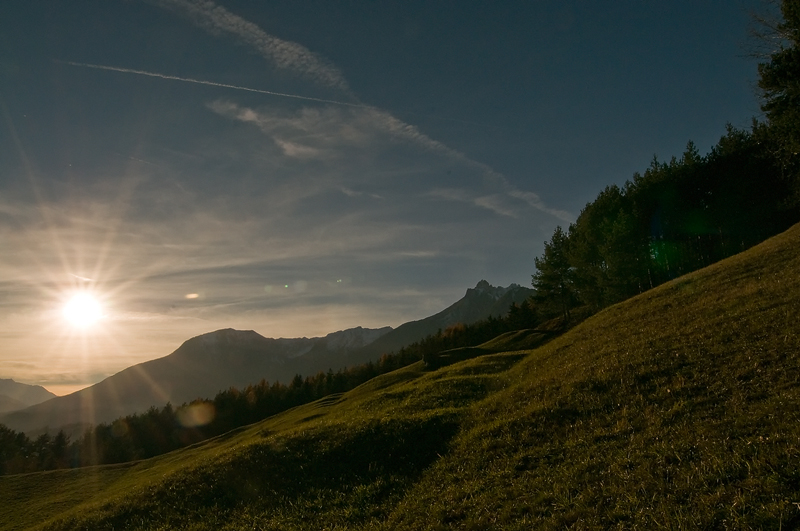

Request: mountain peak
left=191, top=328, right=262, bottom=342
left=174, top=329, right=275, bottom=359
left=322, top=326, right=393, bottom=351
left=468, top=280, right=523, bottom=300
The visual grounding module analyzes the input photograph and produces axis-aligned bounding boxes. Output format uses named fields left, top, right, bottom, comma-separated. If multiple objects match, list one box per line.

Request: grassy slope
left=3, top=223, right=800, bottom=530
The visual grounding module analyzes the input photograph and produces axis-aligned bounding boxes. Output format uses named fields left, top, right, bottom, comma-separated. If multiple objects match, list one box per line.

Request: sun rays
left=62, top=292, right=104, bottom=329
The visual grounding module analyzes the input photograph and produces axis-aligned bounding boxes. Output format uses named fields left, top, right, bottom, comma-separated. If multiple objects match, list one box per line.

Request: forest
left=532, top=124, right=798, bottom=321
left=1, top=0, right=799, bottom=478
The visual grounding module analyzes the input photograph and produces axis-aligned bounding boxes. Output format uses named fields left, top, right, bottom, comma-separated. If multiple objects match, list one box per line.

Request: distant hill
left=0, top=395, right=26, bottom=415
left=3, top=222, right=799, bottom=529
left=0, top=379, right=55, bottom=414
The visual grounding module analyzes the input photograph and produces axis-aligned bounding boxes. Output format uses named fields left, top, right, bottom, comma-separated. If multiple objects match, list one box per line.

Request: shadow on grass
left=46, top=415, right=461, bottom=530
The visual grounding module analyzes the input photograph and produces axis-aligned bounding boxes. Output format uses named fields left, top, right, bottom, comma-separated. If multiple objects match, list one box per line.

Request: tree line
left=532, top=126, right=799, bottom=320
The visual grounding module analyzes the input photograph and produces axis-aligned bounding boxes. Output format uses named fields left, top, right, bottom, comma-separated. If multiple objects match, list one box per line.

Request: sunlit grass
left=2, top=223, right=800, bottom=530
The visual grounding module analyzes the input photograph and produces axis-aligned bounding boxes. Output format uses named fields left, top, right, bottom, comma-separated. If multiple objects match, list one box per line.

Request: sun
left=62, top=293, right=104, bottom=329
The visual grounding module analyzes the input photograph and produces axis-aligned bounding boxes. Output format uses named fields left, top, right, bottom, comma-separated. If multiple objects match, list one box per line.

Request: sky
left=0, top=0, right=770, bottom=395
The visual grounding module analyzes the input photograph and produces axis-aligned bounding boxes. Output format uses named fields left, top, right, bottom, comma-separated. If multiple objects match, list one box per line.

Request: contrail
left=59, top=60, right=503, bottom=130
left=57, top=60, right=370, bottom=109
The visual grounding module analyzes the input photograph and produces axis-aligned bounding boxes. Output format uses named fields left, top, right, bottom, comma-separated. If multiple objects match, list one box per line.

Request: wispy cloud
left=428, top=189, right=519, bottom=218
left=341, top=188, right=383, bottom=200
left=354, top=109, right=576, bottom=223
left=60, top=1, right=573, bottom=225
left=474, top=195, right=519, bottom=218
left=273, top=138, right=325, bottom=159
left=142, top=0, right=571, bottom=222
left=316, top=105, right=574, bottom=222
left=207, top=99, right=575, bottom=222
left=427, top=188, right=471, bottom=202
left=508, top=190, right=574, bottom=223
left=147, top=0, right=351, bottom=93
left=396, top=250, right=438, bottom=258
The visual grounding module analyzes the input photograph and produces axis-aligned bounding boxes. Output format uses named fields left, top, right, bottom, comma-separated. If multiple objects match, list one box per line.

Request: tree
left=757, top=0, right=800, bottom=193
left=507, top=299, right=537, bottom=330
left=52, top=430, right=69, bottom=469
left=532, top=226, right=575, bottom=320
left=566, top=185, right=640, bottom=308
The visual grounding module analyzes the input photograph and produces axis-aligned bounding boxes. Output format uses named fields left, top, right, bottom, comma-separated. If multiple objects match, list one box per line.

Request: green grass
left=3, top=223, right=800, bottom=529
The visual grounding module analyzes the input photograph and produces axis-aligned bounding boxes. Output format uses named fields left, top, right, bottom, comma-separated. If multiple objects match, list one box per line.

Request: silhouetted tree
left=533, top=226, right=575, bottom=320
left=757, top=0, right=800, bottom=197
left=507, top=299, right=538, bottom=330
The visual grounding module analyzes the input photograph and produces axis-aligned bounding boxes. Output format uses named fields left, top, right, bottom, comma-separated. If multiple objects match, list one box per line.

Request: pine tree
left=532, top=226, right=574, bottom=320
left=758, top=0, right=800, bottom=193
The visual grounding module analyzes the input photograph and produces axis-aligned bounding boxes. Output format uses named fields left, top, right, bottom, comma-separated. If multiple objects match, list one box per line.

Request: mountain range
left=294, top=280, right=533, bottom=371
left=0, top=281, right=532, bottom=434
left=0, top=379, right=55, bottom=415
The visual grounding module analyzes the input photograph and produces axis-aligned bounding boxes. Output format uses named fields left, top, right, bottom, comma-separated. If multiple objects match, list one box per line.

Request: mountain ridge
left=342, top=280, right=533, bottom=365
left=0, top=379, right=56, bottom=414
left=0, top=281, right=527, bottom=434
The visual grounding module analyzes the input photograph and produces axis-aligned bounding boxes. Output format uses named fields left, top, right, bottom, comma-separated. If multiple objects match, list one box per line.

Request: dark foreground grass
left=3, top=223, right=800, bottom=530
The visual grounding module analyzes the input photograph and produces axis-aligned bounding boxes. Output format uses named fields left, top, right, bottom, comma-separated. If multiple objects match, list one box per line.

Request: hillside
left=0, top=395, right=26, bottom=415
left=0, top=380, right=56, bottom=415
left=2, top=223, right=800, bottom=529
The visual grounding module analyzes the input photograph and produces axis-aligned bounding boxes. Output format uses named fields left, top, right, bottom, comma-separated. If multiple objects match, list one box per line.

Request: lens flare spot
left=176, top=402, right=216, bottom=427
left=185, top=293, right=199, bottom=299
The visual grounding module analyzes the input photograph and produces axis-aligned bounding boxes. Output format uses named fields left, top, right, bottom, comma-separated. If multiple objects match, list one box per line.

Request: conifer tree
left=758, top=0, right=800, bottom=192
left=532, top=226, right=574, bottom=320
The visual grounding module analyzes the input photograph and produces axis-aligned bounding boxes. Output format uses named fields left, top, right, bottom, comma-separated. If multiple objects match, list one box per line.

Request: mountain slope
left=0, top=379, right=55, bottom=414
left=3, top=223, right=799, bottom=529
left=340, top=280, right=533, bottom=366
left=0, top=395, right=26, bottom=415
left=0, top=326, right=390, bottom=434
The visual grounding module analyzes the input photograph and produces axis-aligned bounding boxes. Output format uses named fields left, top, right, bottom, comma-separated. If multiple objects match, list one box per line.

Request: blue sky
left=0, top=0, right=768, bottom=394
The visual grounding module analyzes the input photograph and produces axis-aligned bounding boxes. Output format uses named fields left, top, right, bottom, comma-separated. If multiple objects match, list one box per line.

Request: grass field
left=2, top=222, right=800, bottom=530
